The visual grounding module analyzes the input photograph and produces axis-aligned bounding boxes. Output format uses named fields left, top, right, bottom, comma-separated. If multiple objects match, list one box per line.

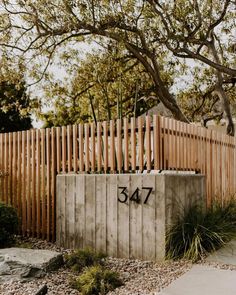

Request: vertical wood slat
left=91, top=123, right=96, bottom=172
left=62, top=126, right=67, bottom=173
left=146, top=116, right=151, bottom=171
left=103, top=121, right=108, bottom=172
left=84, top=123, right=90, bottom=172
left=0, top=134, right=4, bottom=202
left=185, top=123, right=189, bottom=170
left=153, top=115, right=160, bottom=170
left=67, top=125, right=72, bottom=172
left=12, top=132, right=17, bottom=208
left=31, top=130, right=36, bottom=236
left=162, top=117, right=168, bottom=170
left=138, top=116, right=144, bottom=172
left=131, top=117, right=136, bottom=171
left=41, top=129, right=46, bottom=239
left=4, top=133, right=8, bottom=204
left=56, top=127, right=61, bottom=173
left=21, top=131, right=26, bottom=235
left=26, top=130, right=31, bottom=235
left=79, top=124, right=84, bottom=172
left=51, top=128, right=56, bottom=241
left=124, top=118, right=129, bottom=172
left=183, top=123, right=187, bottom=170
left=176, top=120, right=180, bottom=170
left=173, top=119, right=178, bottom=170
left=168, top=118, right=172, bottom=169
left=46, top=128, right=51, bottom=241
left=97, top=122, right=102, bottom=172
left=17, top=132, right=22, bottom=229
left=72, top=125, right=78, bottom=173
left=36, top=129, right=41, bottom=238
left=179, top=122, right=184, bottom=170
left=160, top=117, right=164, bottom=169
left=8, top=133, right=12, bottom=205
left=117, top=119, right=122, bottom=173
left=110, top=120, right=115, bottom=173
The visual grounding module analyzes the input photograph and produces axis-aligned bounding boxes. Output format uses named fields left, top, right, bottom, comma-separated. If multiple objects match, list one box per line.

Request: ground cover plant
left=70, top=265, right=123, bottom=295
left=66, top=248, right=122, bottom=294
left=65, top=247, right=106, bottom=273
left=0, top=202, right=18, bottom=247
left=166, top=198, right=236, bottom=262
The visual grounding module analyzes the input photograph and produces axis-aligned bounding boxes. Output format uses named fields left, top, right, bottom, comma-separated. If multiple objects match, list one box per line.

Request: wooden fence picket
left=0, top=115, right=236, bottom=240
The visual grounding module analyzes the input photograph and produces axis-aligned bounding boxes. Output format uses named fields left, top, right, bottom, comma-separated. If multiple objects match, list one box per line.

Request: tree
left=0, top=1, right=235, bottom=132
left=145, top=0, right=236, bottom=134
left=40, top=45, right=164, bottom=126
left=0, top=80, right=32, bottom=133
left=177, top=66, right=236, bottom=127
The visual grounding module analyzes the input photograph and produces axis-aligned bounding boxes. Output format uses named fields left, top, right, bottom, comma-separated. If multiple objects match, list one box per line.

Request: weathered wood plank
left=142, top=175, right=156, bottom=260
left=106, top=175, right=118, bottom=257
left=75, top=175, right=85, bottom=248
left=95, top=175, right=107, bottom=253
left=117, top=174, right=130, bottom=258
left=85, top=175, right=96, bottom=248
left=129, top=174, right=142, bottom=259
left=66, top=175, right=76, bottom=248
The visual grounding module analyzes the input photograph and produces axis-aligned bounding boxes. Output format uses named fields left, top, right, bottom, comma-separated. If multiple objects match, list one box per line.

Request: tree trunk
left=125, top=43, right=189, bottom=122
left=214, top=84, right=234, bottom=135
left=209, top=36, right=234, bottom=136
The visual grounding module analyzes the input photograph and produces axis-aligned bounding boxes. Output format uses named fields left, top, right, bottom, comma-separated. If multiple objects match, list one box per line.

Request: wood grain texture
left=0, top=115, right=235, bottom=240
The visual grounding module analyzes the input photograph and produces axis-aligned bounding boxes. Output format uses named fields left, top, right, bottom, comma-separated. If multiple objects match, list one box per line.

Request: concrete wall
left=56, top=174, right=205, bottom=261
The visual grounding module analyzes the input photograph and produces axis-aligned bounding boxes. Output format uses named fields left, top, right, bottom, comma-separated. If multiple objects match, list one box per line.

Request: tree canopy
left=0, top=80, right=32, bottom=133
left=0, top=0, right=235, bottom=133
left=40, top=45, right=163, bottom=126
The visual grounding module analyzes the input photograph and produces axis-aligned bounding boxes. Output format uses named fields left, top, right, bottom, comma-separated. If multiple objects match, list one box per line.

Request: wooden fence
left=0, top=115, right=236, bottom=241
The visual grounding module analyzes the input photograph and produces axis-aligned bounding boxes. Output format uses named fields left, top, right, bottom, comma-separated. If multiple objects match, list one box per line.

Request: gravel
left=0, top=236, right=192, bottom=295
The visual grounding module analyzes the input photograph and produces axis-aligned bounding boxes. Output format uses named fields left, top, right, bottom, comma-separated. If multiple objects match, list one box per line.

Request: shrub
left=166, top=199, right=236, bottom=262
left=70, top=265, right=123, bottom=295
left=65, top=248, right=106, bottom=273
left=0, top=202, right=18, bottom=247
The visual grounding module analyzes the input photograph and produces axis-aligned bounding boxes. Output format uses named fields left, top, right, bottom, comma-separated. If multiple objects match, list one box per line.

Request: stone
left=0, top=248, right=63, bottom=283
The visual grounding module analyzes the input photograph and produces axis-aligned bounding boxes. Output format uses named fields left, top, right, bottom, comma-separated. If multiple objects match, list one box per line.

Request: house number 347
left=118, top=187, right=153, bottom=204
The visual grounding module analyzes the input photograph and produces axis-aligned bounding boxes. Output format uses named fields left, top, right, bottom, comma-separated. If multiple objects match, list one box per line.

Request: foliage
left=166, top=199, right=236, bottom=261
left=41, top=46, right=159, bottom=126
left=0, top=1, right=235, bottom=132
left=65, top=248, right=106, bottom=273
left=0, top=79, right=32, bottom=133
left=177, top=67, right=236, bottom=127
left=0, top=202, right=19, bottom=248
left=70, top=265, right=123, bottom=295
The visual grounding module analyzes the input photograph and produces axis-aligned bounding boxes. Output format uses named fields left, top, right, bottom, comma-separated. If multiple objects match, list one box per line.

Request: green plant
left=0, top=202, right=18, bottom=247
left=65, top=248, right=106, bottom=273
left=166, top=199, right=236, bottom=262
left=70, top=265, right=123, bottom=295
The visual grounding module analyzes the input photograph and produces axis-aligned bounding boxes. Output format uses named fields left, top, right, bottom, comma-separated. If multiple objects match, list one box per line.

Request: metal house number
left=118, top=187, right=153, bottom=204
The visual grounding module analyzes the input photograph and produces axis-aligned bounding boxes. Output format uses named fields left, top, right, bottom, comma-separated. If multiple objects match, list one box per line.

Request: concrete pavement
left=158, top=240, right=236, bottom=295
left=158, top=265, right=236, bottom=295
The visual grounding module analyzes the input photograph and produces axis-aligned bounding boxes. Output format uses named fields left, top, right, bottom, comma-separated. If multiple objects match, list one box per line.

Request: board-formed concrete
left=57, top=173, right=205, bottom=261
left=158, top=265, right=236, bottom=295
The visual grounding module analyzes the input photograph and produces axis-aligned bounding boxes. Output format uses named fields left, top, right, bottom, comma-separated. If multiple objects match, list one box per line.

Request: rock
left=0, top=248, right=63, bottom=283
left=35, top=284, right=48, bottom=295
